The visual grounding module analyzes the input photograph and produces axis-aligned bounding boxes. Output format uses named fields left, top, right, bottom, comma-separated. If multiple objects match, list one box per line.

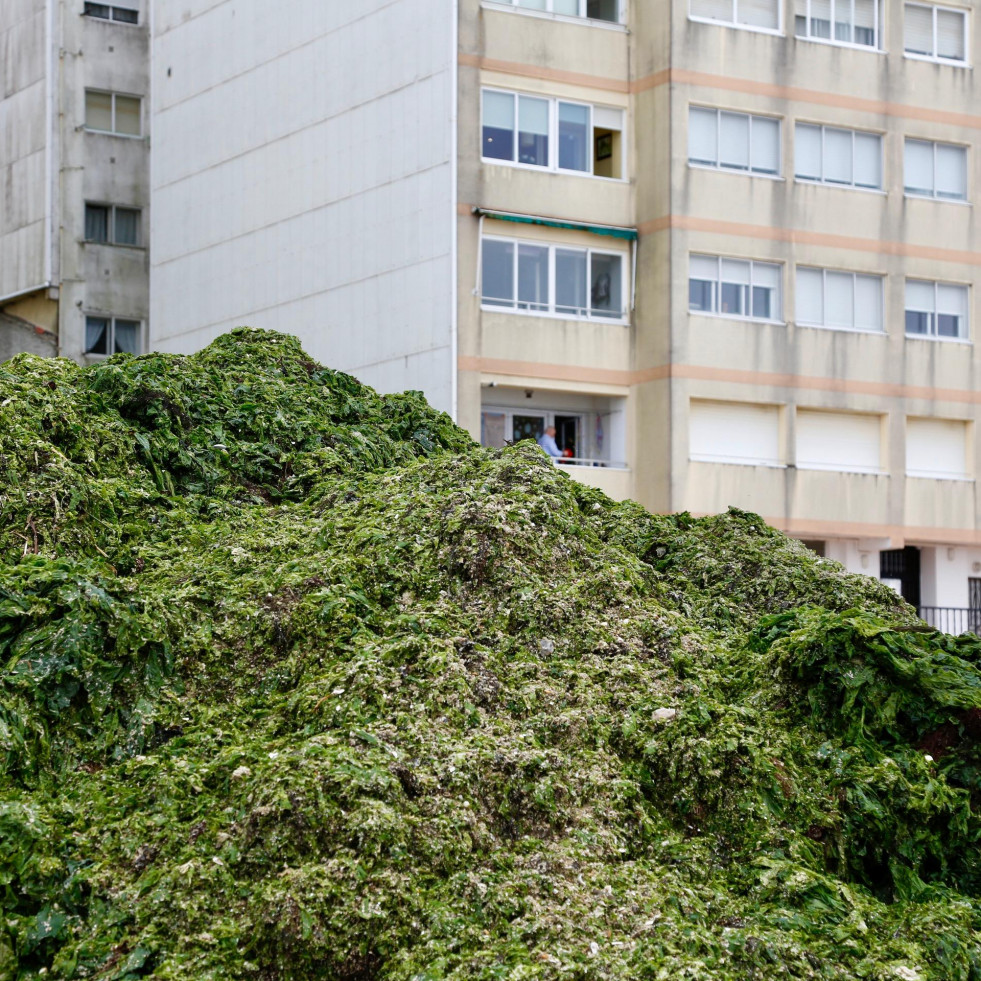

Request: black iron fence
left=917, top=607, right=981, bottom=636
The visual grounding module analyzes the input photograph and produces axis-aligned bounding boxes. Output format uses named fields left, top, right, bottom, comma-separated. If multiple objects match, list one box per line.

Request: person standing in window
left=537, top=425, right=563, bottom=458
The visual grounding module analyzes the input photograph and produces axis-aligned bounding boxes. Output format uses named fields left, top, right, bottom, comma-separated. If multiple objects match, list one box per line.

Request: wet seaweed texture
left=0, top=328, right=979, bottom=980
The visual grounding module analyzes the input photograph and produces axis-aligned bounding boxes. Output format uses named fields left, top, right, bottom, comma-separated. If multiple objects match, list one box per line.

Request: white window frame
left=84, top=89, right=143, bottom=137
left=480, top=234, right=629, bottom=324
left=483, top=0, right=625, bottom=26
left=481, top=87, right=626, bottom=181
left=688, top=254, right=784, bottom=324
left=795, top=266, right=885, bottom=333
left=82, top=2, right=140, bottom=23
left=904, top=279, right=971, bottom=342
left=688, top=0, right=783, bottom=35
left=83, top=314, right=145, bottom=357
left=794, top=123, right=883, bottom=191
left=795, top=0, right=883, bottom=50
left=904, top=1, right=969, bottom=64
left=83, top=202, right=142, bottom=247
left=688, top=106, right=782, bottom=178
left=903, top=138, right=969, bottom=201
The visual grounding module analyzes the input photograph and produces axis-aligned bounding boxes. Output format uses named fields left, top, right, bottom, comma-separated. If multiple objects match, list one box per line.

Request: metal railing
left=917, top=607, right=981, bottom=636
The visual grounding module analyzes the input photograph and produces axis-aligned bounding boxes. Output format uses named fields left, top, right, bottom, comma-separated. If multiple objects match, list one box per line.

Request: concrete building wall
left=149, top=0, right=457, bottom=413
left=0, top=0, right=50, bottom=302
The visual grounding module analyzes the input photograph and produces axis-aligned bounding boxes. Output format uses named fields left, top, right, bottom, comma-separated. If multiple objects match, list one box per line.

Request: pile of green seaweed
left=1, top=329, right=979, bottom=981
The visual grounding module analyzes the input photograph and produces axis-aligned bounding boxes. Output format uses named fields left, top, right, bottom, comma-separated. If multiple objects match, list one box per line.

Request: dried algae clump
left=1, top=328, right=979, bottom=981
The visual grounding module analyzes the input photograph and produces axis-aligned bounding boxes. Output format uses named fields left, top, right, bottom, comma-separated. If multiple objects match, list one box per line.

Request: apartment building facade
left=0, top=0, right=149, bottom=362
left=136, top=0, right=981, bottom=615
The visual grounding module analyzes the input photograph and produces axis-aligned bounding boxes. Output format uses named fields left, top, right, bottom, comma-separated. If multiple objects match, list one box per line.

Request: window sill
left=688, top=15, right=783, bottom=37
left=904, top=333, right=972, bottom=345
left=794, top=178, right=886, bottom=195
left=690, top=456, right=786, bottom=468
left=688, top=162, right=784, bottom=181
left=795, top=322, right=886, bottom=336
left=481, top=157, right=628, bottom=183
left=81, top=239, right=145, bottom=250
left=480, top=1, right=626, bottom=31
left=796, top=464, right=888, bottom=476
left=481, top=303, right=629, bottom=326
left=903, top=192, right=971, bottom=206
left=689, top=310, right=786, bottom=327
left=794, top=34, right=884, bottom=54
left=83, top=127, right=144, bottom=139
left=81, top=14, right=141, bottom=27
left=903, top=52, right=970, bottom=69
left=906, top=471, right=974, bottom=482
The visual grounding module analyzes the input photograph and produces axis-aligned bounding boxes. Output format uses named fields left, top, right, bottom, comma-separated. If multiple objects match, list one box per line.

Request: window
left=482, top=89, right=624, bottom=178
left=689, top=254, right=782, bottom=321
left=83, top=2, right=139, bottom=22
left=795, top=124, right=882, bottom=189
left=796, top=267, right=883, bottom=331
left=481, top=236, right=627, bottom=321
left=689, top=0, right=780, bottom=31
left=85, top=90, right=141, bottom=136
left=904, top=138, right=967, bottom=200
left=492, top=0, right=622, bottom=23
left=84, top=316, right=142, bottom=356
left=688, top=107, right=780, bottom=176
left=795, top=0, right=881, bottom=47
left=906, top=417, right=970, bottom=478
left=84, top=204, right=141, bottom=245
left=905, top=280, right=969, bottom=339
left=796, top=410, right=882, bottom=473
left=689, top=401, right=782, bottom=466
left=904, top=2, right=968, bottom=62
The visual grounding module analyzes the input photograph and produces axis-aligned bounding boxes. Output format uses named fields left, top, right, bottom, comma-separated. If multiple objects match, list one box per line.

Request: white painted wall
left=149, top=0, right=456, bottom=413
left=0, top=0, right=48, bottom=300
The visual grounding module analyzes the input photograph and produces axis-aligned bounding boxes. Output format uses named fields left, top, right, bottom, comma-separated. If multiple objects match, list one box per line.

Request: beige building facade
left=456, top=0, right=981, bottom=622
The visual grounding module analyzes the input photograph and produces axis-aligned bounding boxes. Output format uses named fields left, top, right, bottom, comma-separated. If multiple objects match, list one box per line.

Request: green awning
left=472, top=207, right=638, bottom=242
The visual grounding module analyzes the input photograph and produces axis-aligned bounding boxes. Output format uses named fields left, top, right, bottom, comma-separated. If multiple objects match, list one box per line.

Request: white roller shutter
left=593, top=106, right=623, bottom=131
left=937, top=8, right=966, bottom=60
left=689, top=107, right=718, bottom=165
left=904, top=3, right=934, bottom=54
left=796, top=267, right=824, bottom=324
left=795, top=123, right=823, bottom=180
left=689, top=401, right=781, bottom=466
left=907, top=418, right=969, bottom=478
left=797, top=410, right=882, bottom=473
left=691, top=0, right=734, bottom=19
left=739, top=0, right=779, bottom=29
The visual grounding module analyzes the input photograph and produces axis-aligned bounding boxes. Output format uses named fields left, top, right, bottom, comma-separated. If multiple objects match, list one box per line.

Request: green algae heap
left=1, top=330, right=980, bottom=981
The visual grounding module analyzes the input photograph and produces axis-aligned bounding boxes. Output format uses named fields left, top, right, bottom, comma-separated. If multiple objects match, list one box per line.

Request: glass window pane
left=689, top=107, right=718, bottom=166
left=483, top=91, right=515, bottom=161
left=854, top=132, right=882, bottom=188
left=936, top=144, right=967, bottom=200
left=590, top=253, right=622, bottom=318
left=482, top=239, right=515, bottom=306
left=85, top=90, right=113, bottom=131
left=85, top=316, right=109, bottom=354
left=795, top=124, right=823, bottom=180
left=114, top=95, right=141, bottom=136
left=558, top=102, right=590, bottom=171
left=114, top=208, right=140, bottom=245
left=113, top=319, right=141, bottom=354
left=823, top=128, right=853, bottom=184
left=854, top=275, right=883, bottom=330
left=825, top=271, right=854, bottom=327
left=906, top=310, right=931, bottom=335
left=904, top=2, right=934, bottom=55
left=517, top=244, right=549, bottom=311
left=84, top=204, right=109, bottom=242
left=555, top=249, right=587, bottom=316
left=689, top=278, right=715, bottom=312
left=752, top=262, right=781, bottom=320
left=834, top=0, right=853, bottom=42
left=481, top=411, right=507, bottom=449
left=84, top=2, right=111, bottom=17
left=111, top=6, right=139, bottom=22
left=854, top=0, right=878, bottom=45
left=796, top=267, right=824, bottom=324
left=518, top=96, right=549, bottom=167
left=517, top=0, right=547, bottom=8
left=810, top=0, right=832, bottom=37
left=937, top=9, right=965, bottom=60
left=719, top=112, right=750, bottom=170
left=905, top=139, right=934, bottom=195
left=554, top=0, right=579, bottom=12
left=586, top=0, right=620, bottom=20
left=750, top=116, right=779, bottom=174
